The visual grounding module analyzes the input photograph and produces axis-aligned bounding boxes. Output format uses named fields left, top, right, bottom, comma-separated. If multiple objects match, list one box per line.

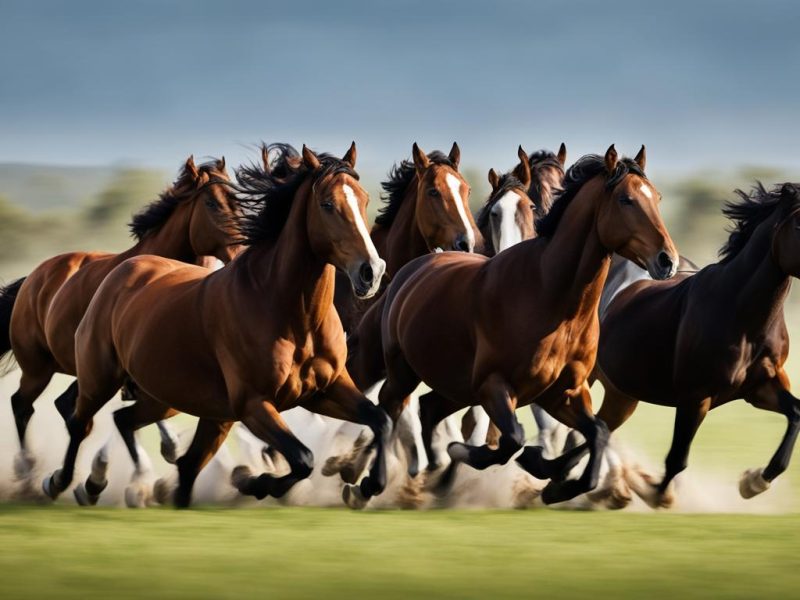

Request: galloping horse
left=334, top=142, right=480, bottom=333
left=593, top=182, right=800, bottom=508
left=0, top=157, right=240, bottom=482
left=465, top=145, right=568, bottom=451
left=43, top=143, right=393, bottom=508
left=342, top=146, right=678, bottom=508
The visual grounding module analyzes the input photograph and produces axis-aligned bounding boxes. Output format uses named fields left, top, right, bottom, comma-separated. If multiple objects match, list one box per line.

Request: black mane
left=375, top=150, right=455, bottom=228
left=528, top=149, right=565, bottom=174
left=528, top=149, right=566, bottom=216
left=535, top=154, right=646, bottom=238
left=720, top=182, right=800, bottom=263
left=129, top=159, right=227, bottom=240
left=235, top=144, right=358, bottom=245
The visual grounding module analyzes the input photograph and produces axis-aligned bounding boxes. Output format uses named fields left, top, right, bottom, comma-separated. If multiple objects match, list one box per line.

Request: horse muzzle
left=646, top=250, right=678, bottom=280
left=349, top=258, right=386, bottom=299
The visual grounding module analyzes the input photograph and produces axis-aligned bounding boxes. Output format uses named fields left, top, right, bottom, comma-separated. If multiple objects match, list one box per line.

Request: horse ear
left=302, top=145, right=321, bottom=171
left=604, top=144, right=618, bottom=174
left=515, top=145, right=532, bottom=189
left=634, top=145, right=646, bottom=171
left=487, top=168, right=500, bottom=190
left=185, top=155, right=199, bottom=180
left=261, top=145, right=271, bottom=173
left=448, top=142, right=461, bottom=169
left=343, top=141, right=357, bottom=168
left=557, top=142, right=567, bottom=166
left=216, top=156, right=226, bottom=171
left=412, top=143, right=430, bottom=174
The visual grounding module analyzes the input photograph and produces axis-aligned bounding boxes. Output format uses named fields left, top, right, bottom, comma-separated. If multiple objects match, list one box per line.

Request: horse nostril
left=453, top=236, right=470, bottom=252
left=657, top=252, right=673, bottom=270
left=359, top=262, right=374, bottom=284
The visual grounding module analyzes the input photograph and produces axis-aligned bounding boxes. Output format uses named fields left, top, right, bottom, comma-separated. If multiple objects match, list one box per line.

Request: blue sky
left=0, top=0, right=798, bottom=175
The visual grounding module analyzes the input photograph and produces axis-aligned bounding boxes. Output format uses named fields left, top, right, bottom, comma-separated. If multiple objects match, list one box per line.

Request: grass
left=1, top=505, right=799, bottom=599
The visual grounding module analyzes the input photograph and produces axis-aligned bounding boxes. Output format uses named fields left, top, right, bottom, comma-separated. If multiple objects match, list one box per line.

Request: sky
left=0, top=0, right=798, bottom=176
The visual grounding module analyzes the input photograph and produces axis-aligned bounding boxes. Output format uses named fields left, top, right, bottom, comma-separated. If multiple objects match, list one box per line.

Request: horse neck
left=539, top=179, right=611, bottom=317
left=235, top=182, right=334, bottom=330
left=375, top=186, right=428, bottom=276
left=716, top=217, right=791, bottom=331
left=127, top=200, right=196, bottom=263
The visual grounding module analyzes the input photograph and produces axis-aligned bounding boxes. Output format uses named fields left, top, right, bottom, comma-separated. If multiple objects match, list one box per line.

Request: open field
left=1, top=505, right=799, bottom=599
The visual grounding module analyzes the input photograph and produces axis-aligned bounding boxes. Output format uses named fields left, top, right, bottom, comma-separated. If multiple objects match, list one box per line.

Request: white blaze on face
left=445, top=173, right=475, bottom=251
left=342, top=183, right=383, bottom=269
left=493, top=191, right=523, bottom=253
left=640, top=183, right=654, bottom=200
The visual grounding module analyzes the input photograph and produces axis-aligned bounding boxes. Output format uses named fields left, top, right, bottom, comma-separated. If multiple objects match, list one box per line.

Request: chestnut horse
left=333, top=142, right=480, bottom=333
left=0, top=157, right=240, bottom=481
left=342, top=146, right=678, bottom=508
left=43, top=143, right=393, bottom=508
left=593, top=182, right=800, bottom=508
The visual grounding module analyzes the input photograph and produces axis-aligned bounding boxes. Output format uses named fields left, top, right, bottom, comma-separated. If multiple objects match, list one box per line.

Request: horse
left=464, top=144, right=568, bottom=452
left=340, top=145, right=678, bottom=508
left=42, top=143, right=394, bottom=509
left=79, top=143, right=305, bottom=507
left=591, top=182, right=800, bottom=509
left=333, top=142, right=481, bottom=334
left=0, top=156, right=241, bottom=487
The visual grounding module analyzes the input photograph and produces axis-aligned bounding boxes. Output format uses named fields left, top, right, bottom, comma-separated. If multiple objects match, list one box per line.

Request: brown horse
left=334, top=143, right=481, bottom=333
left=343, top=145, right=678, bottom=508
left=593, top=182, right=800, bottom=508
left=43, top=143, right=393, bottom=508
left=0, top=156, right=240, bottom=479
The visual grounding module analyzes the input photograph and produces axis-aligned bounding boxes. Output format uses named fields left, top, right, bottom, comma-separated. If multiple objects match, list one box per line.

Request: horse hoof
left=13, top=451, right=36, bottom=481
left=160, top=440, right=178, bottom=465
left=153, top=478, right=173, bottom=505
left=321, top=456, right=343, bottom=478
left=231, top=465, right=253, bottom=492
left=739, top=468, right=771, bottom=499
left=342, top=484, right=368, bottom=510
left=74, top=482, right=100, bottom=506
left=446, top=442, right=469, bottom=463
left=124, top=481, right=152, bottom=509
left=41, top=470, right=62, bottom=500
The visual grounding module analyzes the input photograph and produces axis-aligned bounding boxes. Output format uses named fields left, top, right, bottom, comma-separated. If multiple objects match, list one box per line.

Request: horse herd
left=0, top=140, right=798, bottom=511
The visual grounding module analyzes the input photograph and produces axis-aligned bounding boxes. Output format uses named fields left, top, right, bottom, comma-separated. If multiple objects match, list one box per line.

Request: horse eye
left=619, top=195, right=634, bottom=206
left=205, top=197, right=219, bottom=210
left=529, top=203, right=536, bottom=211
left=429, top=188, right=440, bottom=198
left=321, top=200, right=335, bottom=212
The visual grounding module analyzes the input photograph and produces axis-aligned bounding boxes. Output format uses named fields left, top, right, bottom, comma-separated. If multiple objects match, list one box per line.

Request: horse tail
left=0, top=277, right=25, bottom=372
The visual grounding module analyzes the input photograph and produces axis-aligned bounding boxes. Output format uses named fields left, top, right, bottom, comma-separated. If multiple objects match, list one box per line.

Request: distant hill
left=0, top=163, right=162, bottom=212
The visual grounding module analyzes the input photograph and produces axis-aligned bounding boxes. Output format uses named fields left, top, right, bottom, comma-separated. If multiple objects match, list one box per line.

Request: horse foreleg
left=741, top=375, right=800, bottom=498
left=232, top=400, right=316, bottom=503
left=303, top=374, right=392, bottom=509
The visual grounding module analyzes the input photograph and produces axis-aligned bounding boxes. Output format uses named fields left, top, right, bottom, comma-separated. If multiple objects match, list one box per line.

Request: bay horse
left=592, top=182, right=800, bottom=508
left=334, top=142, right=480, bottom=333
left=43, top=143, right=393, bottom=508
left=342, top=145, right=678, bottom=508
left=465, top=144, right=568, bottom=451
left=0, top=156, right=241, bottom=482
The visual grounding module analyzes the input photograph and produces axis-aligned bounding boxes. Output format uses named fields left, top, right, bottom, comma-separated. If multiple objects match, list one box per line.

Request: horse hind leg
left=11, top=368, right=55, bottom=482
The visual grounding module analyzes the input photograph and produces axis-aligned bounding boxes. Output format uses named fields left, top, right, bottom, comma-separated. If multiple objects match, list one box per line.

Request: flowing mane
left=129, top=159, right=227, bottom=240
left=720, top=182, right=800, bottom=263
left=475, top=172, right=527, bottom=232
left=235, top=144, right=358, bottom=245
left=535, top=154, right=645, bottom=238
left=375, top=150, right=456, bottom=228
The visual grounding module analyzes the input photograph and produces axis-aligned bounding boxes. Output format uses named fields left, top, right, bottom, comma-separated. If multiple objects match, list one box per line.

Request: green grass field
left=1, top=505, right=798, bottom=599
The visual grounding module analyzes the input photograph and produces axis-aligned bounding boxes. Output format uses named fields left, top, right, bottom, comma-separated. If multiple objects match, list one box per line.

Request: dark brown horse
left=43, top=143, right=393, bottom=508
left=593, top=182, right=800, bottom=508
left=343, top=145, right=678, bottom=508
left=334, top=143, right=481, bottom=333
left=0, top=157, right=241, bottom=480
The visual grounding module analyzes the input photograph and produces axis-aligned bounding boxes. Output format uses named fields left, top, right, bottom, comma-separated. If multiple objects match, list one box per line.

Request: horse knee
left=66, top=414, right=92, bottom=439
left=11, top=392, right=34, bottom=424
